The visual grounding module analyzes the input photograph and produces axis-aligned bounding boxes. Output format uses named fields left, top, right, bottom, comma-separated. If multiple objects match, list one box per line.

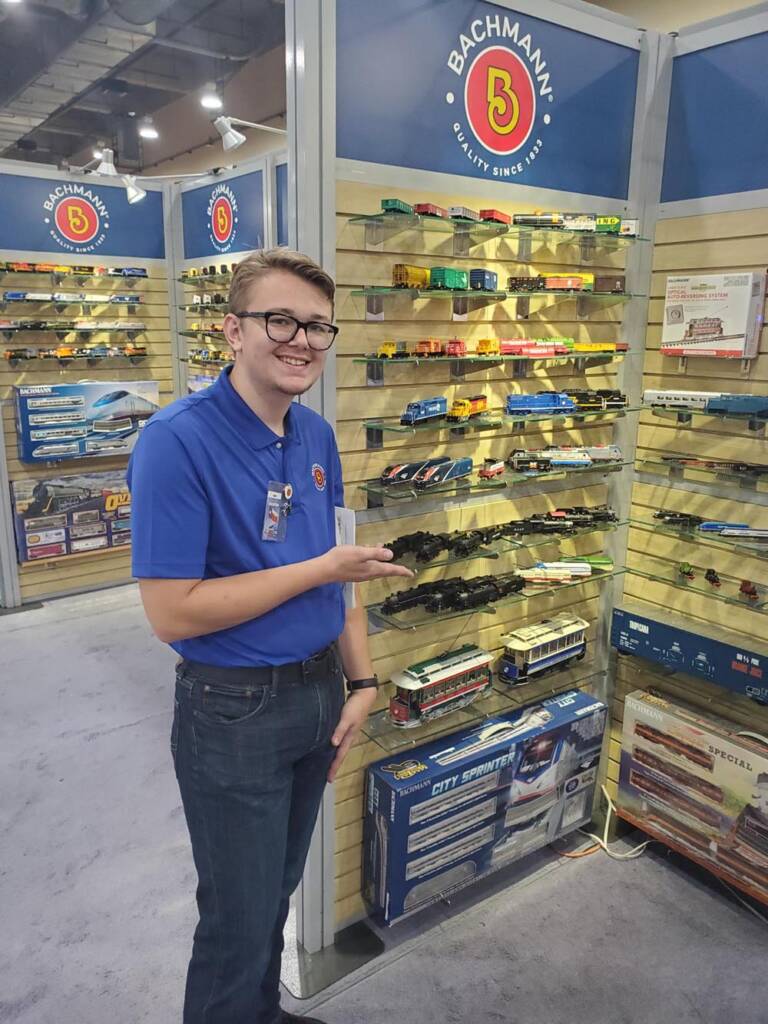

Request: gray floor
left=1, top=585, right=766, bottom=1024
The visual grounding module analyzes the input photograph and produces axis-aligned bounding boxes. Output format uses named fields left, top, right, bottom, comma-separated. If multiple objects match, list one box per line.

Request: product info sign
left=336, top=0, right=639, bottom=199
left=0, top=172, right=165, bottom=258
left=181, top=169, right=265, bottom=260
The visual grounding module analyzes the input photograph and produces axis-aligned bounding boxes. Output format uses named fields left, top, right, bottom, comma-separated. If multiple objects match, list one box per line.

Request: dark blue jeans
left=171, top=656, right=345, bottom=1024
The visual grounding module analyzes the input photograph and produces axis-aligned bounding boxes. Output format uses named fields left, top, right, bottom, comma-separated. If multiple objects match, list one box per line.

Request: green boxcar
left=595, top=215, right=621, bottom=234
left=381, top=198, right=414, bottom=215
left=430, top=266, right=469, bottom=290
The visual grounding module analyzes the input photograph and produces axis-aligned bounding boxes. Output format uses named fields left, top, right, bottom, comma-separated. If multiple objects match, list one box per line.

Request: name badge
left=262, top=480, right=293, bottom=542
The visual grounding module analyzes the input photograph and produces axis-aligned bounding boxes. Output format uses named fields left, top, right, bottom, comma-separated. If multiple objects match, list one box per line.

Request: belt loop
left=270, top=667, right=278, bottom=699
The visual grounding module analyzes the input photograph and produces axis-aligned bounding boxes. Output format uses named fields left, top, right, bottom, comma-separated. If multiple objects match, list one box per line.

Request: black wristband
left=347, top=675, right=379, bottom=692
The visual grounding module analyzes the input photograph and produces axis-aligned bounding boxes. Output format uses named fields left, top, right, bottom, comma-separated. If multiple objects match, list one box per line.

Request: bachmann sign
left=337, top=0, right=640, bottom=199
left=182, top=169, right=264, bottom=260
left=0, top=173, right=165, bottom=258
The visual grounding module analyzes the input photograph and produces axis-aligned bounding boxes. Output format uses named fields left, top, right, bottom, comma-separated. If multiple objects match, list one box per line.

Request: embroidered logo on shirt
left=312, top=463, right=326, bottom=491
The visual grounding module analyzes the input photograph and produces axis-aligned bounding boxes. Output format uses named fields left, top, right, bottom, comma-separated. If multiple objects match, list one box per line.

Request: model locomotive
left=379, top=456, right=473, bottom=489
left=506, top=444, right=623, bottom=472
left=498, top=613, right=589, bottom=685
left=643, top=389, right=768, bottom=420
left=654, top=510, right=767, bottom=540
left=371, top=337, right=627, bottom=360
left=505, top=390, right=627, bottom=416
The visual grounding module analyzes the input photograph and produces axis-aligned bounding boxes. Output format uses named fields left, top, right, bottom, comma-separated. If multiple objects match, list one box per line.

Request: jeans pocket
left=170, top=697, right=180, bottom=757
left=192, top=684, right=270, bottom=727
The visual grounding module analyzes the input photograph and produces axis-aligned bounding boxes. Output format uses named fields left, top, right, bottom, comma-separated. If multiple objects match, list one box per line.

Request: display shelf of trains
left=629, top=559, right=768, bottom=613
left=1, top=290, right=144, bottom=315
left=369, top=557, right=617, bottom=630
left=179, top=262, right=238, bottom=286
left=642, top=389, right=768, bottom=433
left=637, top=456, right=768, bottom=492
left=645, top=510, right=768, bottom=559
left=383, top=505, right=620, bottom=570
left=4, top=342, right=148, bottom=366
left=0, top=262, right=149, bottom=287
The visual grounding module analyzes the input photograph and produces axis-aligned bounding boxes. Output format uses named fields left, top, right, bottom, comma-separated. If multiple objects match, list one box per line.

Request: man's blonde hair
left=228, top=248, right=335, bottom=315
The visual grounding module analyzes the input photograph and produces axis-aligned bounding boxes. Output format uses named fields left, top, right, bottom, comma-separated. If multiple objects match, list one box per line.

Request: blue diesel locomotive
left=505, top=392, right=576, bottom=416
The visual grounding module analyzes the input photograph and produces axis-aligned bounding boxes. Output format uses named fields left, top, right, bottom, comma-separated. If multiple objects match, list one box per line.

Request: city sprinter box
left=617, top=690, right=768, bottom=906
left=660, top=271, right=766, bottom=359
left=363, top=690, right=606, bottom=925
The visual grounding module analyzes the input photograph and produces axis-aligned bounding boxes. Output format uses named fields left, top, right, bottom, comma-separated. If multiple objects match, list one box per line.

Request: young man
left=128, top=249, right=412, bottom=1024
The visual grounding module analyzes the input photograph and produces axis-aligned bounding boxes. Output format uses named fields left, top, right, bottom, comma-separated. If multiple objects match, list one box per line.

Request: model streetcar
left=479, top=209, right=511, bottom=224
left=392, top=264, right=430, bottom=289
left=505, top=392, right=576, bottom=415
left=446, top=395, right=487, bottom=423
left=448, top=206, right=480, bottom=221
left=400, top=396, right=447, bottom=425
left=498, top=613, right=589, bottom=685
left=413, top=202, right=449, bottom=218
left=469, top=269, right=498, bottom=291
left=388, top=645, right=494, bottom=726
left=429, top=267, right=468, bottom=290
left=381, top=198, right=414, bottom=216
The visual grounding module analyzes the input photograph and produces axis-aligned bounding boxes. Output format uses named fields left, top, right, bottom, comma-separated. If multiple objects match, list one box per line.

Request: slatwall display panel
left=606, top=208, right=768, bottom=806
left=0, top=268, right=172, bottom=602
left=334, top=179, right=637, bottom=928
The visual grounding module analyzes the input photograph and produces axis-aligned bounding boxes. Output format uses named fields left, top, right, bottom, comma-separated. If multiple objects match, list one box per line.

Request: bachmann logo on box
left=446, top=14, right=554, bottom=179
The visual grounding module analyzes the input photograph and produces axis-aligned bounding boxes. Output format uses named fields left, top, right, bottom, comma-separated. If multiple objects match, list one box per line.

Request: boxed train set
left=14, top=380, right=159, bottom=463
left=10, top=470, right=131, bottom=563
left=660, top=271, right=767, bottom=359
left=363, top=690, right=607, bottom=925
left=617, top=690, right=768, bottom=905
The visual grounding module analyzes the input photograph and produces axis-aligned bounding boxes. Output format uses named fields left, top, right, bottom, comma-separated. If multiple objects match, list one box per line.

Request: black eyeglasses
left=235, top=311, right=339, bottom=351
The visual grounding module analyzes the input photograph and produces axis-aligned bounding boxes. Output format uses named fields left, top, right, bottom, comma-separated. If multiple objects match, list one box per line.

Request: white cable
left=578, top=785, right=655, bottom=860
left=718, top=880, right=768, bottom=926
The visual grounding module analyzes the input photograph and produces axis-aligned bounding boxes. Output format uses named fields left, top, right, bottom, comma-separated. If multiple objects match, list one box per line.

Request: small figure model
left=704, top=568, right=722, bottom=588
left=740, top=580, right=759, bottom=602
left=678, top=562, right=696, bottom=581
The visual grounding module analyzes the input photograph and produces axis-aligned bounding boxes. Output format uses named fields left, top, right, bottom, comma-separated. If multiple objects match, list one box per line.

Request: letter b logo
left=54, top=197, right=99, bottom=244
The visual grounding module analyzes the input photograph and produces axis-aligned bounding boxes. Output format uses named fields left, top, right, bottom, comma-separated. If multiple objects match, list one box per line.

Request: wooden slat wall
left=607, top=208, right=768, bottom=803
left=0, top=268, right=172, bottom=602
left=334, top=179, right=634, bottom=928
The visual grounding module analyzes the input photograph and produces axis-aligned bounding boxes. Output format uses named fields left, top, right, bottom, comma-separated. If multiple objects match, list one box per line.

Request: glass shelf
left=362, top=665, right=604, bottom=753
left=348, top=210, right=649, bottom=251
left=368, top=567, right=624, bottom=631
left=0, top=298, right=141, bottom=308
left=636, top=457, right=768, bottom=492
left=0, top=269, right=146, bottom=284
left=503, top=405, right=638, bottom=426
left=389, top=521, right=628, bottom=572
left=645, top=405, right=767, bottom=431
left=628, top=567, right=768, bottom=612
left=353, top=350, right=625, bottom=369
left=3, top=350, right=147, bottom=365
left=360, top=460, right=631, bottom=506
left=1, top=324, right=147, bottom=335
left=364, top=413, right=503, bottom=436
left=179, top=329, right=225, bottom=341
left=351, top=286, right=641, bottom=301
left=631, top=516, right=768, bottom=561
left=178, top=303, right=228, bottom=312
left=186, top=357, right=230, bottom=368
left=179, top=274, right=232, bottom=286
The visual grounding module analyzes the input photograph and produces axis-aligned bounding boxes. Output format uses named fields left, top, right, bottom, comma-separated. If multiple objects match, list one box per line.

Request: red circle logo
left=312, top=463, right=326, bottom=491
left=464, top=46, right=536, bottom=156
left=211, top=196, right=234, bottom=244
left=54, top=197, right=100, bottom=244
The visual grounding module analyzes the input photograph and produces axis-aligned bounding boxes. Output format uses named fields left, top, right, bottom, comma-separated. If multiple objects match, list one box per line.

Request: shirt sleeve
left=127, top=419, right=210, bottom=578
left=330, top=432, right=345, bottom=508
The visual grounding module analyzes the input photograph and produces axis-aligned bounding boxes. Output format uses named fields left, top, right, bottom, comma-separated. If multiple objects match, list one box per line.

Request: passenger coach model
left=643, top=390, right=768, bottom=420
left=388, top=645, right=495, bottom=727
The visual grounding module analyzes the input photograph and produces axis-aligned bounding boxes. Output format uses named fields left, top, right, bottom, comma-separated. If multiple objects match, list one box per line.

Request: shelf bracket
left=365, top=424, right=384, bottom=450
left=365, top=294, right=384, bottom=322
left=511, top=359, right=529, bottom=379
left=576, top=294, right=592, bottom=320
left=748, top=418, right=766, bottom=435
left=452, top=296, right=468, bottom=321
left=517, top=234, right=532, bottom=264
left=677, top=356, right=688, bottom=373
left=515, top=296, right=530, bottom=320
left=366, top=490, right=384, bottom=511
left=449, top=359, right=467, bottom=380
left=452, top=226, right=471, bottom=258
left=741, top=358, right=751, bottom=376
left=675, top=411, right=693, bottom=426
left=365, top=359, right=384, bottom=386
left=579, top=235, right=596, bottom=263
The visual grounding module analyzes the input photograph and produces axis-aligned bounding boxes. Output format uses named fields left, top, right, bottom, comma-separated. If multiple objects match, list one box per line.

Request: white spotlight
left=200, top=83, right=223, bottom=111
left=213, top=116, right=247, bottom=152
left=94, top=148, right=118, bottom=176
left=138, top=117, right=159, bottom=140
left=123, top=175, right=147, bottom=204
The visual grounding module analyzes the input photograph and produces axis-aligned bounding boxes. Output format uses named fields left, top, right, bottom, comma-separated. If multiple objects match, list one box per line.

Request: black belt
left=178, top=644, right=339, bottom=689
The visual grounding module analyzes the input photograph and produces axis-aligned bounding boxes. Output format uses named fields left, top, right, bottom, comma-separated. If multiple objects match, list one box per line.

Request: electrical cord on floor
left=577, top=784, right=656, bottom=861
left=718, top=879, right=768, bottom=926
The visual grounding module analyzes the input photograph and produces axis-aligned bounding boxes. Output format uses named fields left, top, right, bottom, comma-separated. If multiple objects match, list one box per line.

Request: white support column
left=285, top=0, right=338, bottom=954
left=0, top=409, right=22, bottom=608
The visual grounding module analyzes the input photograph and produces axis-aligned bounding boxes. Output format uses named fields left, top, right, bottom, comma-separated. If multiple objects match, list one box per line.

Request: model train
left=380, top=456, right=473, bottom=489
left=642, top=389, right=768, bottom=419
left=372, top=337, right=627, bottom=360
left=506, top=444, right=623, bottom=472
left=654, top=510, right=767, bottom=540
left=505, top=390, right=627, bottom=416
left=498, top=613, right=589, bottom=685
left=0, top=262, right=148, bottom=277
left=388, top=645, right=494, bottom=726
left=660, top=456, right=768, bottom=477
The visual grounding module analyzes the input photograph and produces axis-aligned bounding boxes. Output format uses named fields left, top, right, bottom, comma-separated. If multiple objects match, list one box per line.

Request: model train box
left=10, top=469, right=131, bottom=563
left=363, top=689, right=606, bottom=925
left=14, top=380, right=159, bottom=463
left=617, top=690, right=768, bottom=905
left=660, top=271, right=767, bottom=359
left=611, top=603, right=768, bottom=704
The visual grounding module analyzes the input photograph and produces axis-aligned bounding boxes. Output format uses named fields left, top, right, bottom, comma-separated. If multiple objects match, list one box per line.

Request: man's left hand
left=328, top=688, right=378, bottom=782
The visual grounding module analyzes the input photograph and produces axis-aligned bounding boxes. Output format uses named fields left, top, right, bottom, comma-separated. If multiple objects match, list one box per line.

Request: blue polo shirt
left=127, top=366, right=346, bottom=667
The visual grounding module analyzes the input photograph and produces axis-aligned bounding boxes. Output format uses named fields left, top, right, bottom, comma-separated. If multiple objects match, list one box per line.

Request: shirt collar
left=212, top=366, right=302, bottom=450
